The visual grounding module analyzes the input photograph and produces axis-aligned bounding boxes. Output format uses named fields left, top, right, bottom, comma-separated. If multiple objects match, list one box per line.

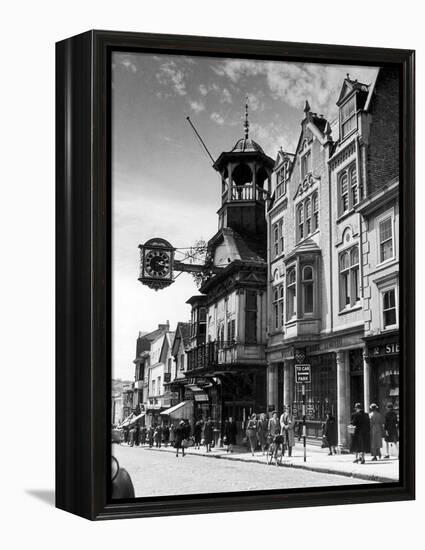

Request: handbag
left=321, top=435, right=329, bottom=448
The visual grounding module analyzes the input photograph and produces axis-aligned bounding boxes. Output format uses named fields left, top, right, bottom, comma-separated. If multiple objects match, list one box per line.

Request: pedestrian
left=147, top=425, right=154, bottom=448
left=257, top=413, right=268, bottom=455
left=384, top=403, right=399, bottom=458
left=140, top=425, right=147, bottom=446
left=129, top=426, right=135, bottom=447
left=224, top=416, right=237, bottom=453
left=169, top=423, right=175, bottom=447
left=174, top=420, right=186, bottom=457
left=162, top=424, right=170, bottom=447
left=267, top=410, right=282, bottom=463
left=204, top=417, right=214, bottom=452
left=123, top=426, right=129, bottom=444
left=134, top=423, right=140, bottom=446
left=194, top=419, right=203, bottom=450
left=369, top=403, right=385, bottom=460
left=323, top=413, right=338, bottom=455
left=280, top=405, right=295, bottom=457
left=245, top=413, right=258, bottom=456
left=154, top=424, right=162, bottom=448
left=350, top=403, right=370, bottom=464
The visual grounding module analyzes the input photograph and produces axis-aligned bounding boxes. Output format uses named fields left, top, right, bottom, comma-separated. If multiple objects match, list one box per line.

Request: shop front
left=364, top=330, right=400, bottom=416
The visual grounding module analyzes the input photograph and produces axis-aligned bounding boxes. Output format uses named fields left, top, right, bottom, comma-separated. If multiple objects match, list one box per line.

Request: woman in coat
left=169, top=423, right=175, bottom=446
left=351, top=403, right=370, bottom=463
left=203, top=417, right=214, bottom=452
left=257, top=413, right=268, bottom=455
left=245, top=413, right=258, bottom=456
left=323, top=413, right=338, bottom=455
left=369, top=403, right=385, bottom=460
left=280, top=405, right=295, bottom=457
left=384, top=403, right=398, bottom=458
left=194, top=419, right=203, bottom=450
left=224, top=416, right=238, bottom=453
left=173, top=420, right=186, bottom=457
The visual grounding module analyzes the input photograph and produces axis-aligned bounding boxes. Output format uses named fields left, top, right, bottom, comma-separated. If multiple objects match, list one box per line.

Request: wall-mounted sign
left=295, top=364, right=311, bottom=384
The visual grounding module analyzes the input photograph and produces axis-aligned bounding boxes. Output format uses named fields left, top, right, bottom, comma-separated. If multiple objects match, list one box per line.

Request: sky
left=112, top=52, right=378, bottom=380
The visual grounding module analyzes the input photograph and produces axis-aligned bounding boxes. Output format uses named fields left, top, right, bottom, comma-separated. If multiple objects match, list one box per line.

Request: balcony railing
left=187, top=341, right=238, bottom=371
left=222, top=184, right=269, bottom=204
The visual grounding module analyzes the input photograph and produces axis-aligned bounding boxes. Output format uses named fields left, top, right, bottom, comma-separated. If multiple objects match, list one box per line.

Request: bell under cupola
left=213, top=100, right=275, bottom=246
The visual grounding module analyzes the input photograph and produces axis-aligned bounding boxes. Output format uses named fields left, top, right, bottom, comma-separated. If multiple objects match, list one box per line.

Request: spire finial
left=304, top=100, right=311, bottom=113
left=244, top=95, right=249, bottom=139
left=346, top=73, right=350, bottom=80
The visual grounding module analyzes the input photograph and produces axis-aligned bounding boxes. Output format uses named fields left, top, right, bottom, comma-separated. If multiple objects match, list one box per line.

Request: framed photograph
left=56, top=30, right=415, bottom=520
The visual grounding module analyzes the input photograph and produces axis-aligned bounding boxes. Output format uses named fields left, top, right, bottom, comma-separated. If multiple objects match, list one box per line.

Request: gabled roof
left=336, top=76, right=370, bottom=106
left=171, top=322, right=191, bottom=355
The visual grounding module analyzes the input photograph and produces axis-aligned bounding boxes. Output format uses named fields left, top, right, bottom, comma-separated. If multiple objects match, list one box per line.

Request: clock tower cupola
left=213, top=101, right=275, bottom=252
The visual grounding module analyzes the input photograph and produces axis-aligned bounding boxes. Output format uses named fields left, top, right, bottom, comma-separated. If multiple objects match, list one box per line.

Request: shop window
left=245, top=291, right=257, bottom=343
left=382, top=287, right=398, bottom=329
left=287, top=268, right=296, bottom=319
left=379, top=215, right=394, bottom=263
left=340, top=95, right=357, bottom=139
left=339, top=245, right=360, bottom=309
left=302, top=265, right=314, bottom=314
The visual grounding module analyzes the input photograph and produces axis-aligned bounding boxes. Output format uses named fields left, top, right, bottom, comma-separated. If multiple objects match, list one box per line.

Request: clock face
left=144, top=249, right=171, bottom=278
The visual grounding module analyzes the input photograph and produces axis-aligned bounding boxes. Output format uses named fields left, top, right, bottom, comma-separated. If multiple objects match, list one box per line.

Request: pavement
left=126, top=441, right=399, bottom=483
left=113, top=443, right=375, bottom=498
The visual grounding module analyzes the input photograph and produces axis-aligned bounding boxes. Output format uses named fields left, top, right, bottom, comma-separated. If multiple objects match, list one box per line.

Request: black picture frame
left=56, top=30, right=415, bottom=520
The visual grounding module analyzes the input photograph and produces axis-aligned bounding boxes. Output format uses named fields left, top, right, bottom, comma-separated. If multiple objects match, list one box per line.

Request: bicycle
left=266, top=434, right=284, bottom=466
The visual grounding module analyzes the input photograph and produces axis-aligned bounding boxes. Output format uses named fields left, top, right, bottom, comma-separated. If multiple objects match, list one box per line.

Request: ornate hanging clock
left=138, top=238, right=175, bottom=290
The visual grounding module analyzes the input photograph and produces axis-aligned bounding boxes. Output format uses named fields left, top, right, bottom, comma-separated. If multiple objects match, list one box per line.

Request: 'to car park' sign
left=295, top=364, right=311, bottom=384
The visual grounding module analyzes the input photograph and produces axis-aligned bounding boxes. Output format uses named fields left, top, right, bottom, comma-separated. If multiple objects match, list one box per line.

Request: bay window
left=302, top=265, right=314, bottom=313
left=287, top=268, right=296, bottom=319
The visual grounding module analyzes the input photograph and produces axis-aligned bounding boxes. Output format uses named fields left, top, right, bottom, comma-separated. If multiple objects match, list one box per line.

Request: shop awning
left=119, top=413, right=135, bottom=428
left=128, top=412, right=145, bottom=426
left=160, top=400, right=193, bottom=419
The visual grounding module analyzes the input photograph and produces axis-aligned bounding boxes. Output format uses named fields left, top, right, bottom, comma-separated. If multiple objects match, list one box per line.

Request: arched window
left=350, top=165, right=358, bottom=206
left=312, top=192, right=319, bottom=231
left=272, top=284, right=284, bottom=331
left=338, top=163, right=360, bottom=216
left=340, top=173, right=349, bottom=214
left=302, top=266, right=314, bottom=313
left=339, top=245, right=360, bottom=309
left=297, top=204, right=304, bottom=240
left=305, top=198, right=311, bottom=235
left=287, top=268, right=296, bottom=319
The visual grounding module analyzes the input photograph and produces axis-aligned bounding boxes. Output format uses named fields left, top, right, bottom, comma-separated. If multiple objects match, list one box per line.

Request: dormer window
left=301, top=149, right=312, bottom=179
left=340, top=95, right=357, bottom=139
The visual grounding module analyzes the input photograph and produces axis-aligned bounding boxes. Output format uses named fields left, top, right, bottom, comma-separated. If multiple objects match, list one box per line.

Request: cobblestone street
left=112, top=444, right=374, bottom=498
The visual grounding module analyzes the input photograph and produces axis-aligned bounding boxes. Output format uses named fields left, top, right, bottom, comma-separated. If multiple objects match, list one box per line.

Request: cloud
left=188, top=99, right=205, bottom=113
left=199, top=84, right=208, bottom=96
left=212, top=59, right=378, bottom=118
left=210, top=112, right=225, bottom=125
left=250, top=121, right=297, bottom=157
left=114, top=54, right=138, bottom=73
left=220, top=88, right=233, bottom=104
left=156, top=60, right=187, bottom=96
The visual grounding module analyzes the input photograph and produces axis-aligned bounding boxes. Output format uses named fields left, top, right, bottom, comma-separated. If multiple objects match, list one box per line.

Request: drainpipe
left=328, top=158, right=333, bottom=333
